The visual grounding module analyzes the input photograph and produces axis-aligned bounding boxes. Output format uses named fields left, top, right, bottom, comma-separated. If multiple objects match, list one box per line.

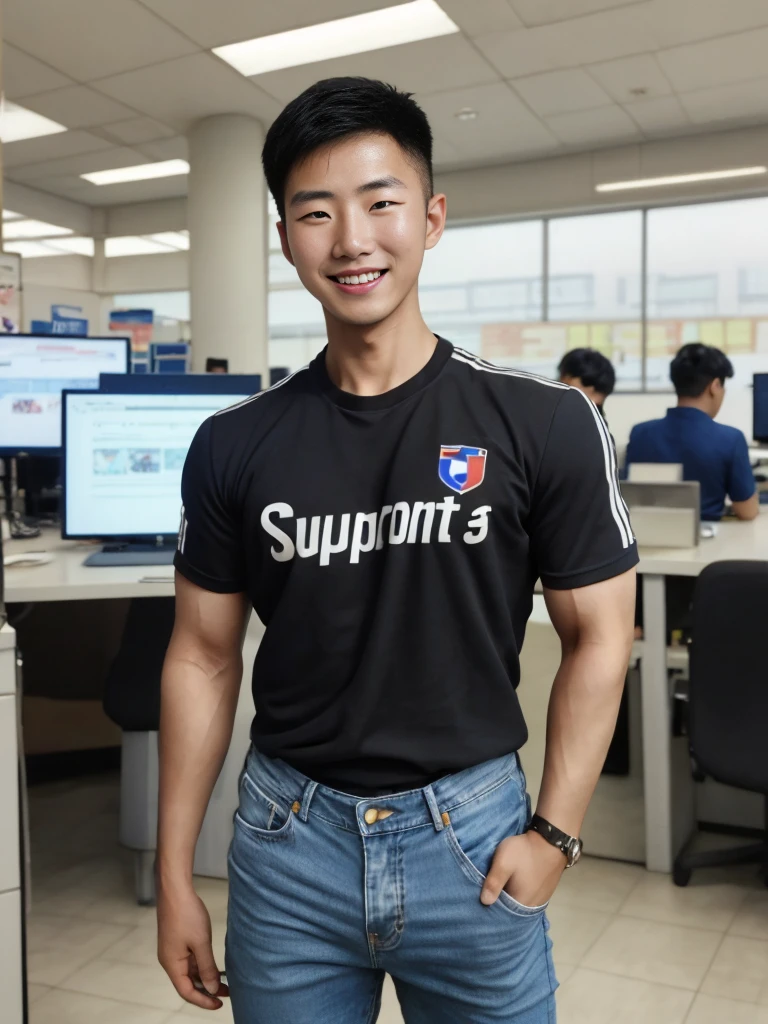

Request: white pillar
left=188, top=115, right=268, bottom=379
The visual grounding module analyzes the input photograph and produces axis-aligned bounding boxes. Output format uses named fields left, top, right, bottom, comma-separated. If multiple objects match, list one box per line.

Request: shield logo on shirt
left=438, top=445, right=487, bottom=494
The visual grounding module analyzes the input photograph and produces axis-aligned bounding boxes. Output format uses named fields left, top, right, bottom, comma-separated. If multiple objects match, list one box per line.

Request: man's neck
left=323, top=289, right=437, bottom=397
left=677, top=396, right=714, bottom=418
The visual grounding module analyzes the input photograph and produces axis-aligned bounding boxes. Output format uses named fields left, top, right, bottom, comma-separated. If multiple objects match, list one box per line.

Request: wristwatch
left=527, top=813, right=583, bottom=868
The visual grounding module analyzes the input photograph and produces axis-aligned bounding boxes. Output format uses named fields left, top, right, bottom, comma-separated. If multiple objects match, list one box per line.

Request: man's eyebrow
left=289, top=188, right=335, bottom=207
left=356, top=176, right=406, bottom=194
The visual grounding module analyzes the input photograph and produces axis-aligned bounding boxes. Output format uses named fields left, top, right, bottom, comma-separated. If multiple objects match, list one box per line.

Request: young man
left=158, top=77, right=637, bottom=1023
left=557, top=347, right=615, bottom=418
left=626, top=342, right=757, bottom=521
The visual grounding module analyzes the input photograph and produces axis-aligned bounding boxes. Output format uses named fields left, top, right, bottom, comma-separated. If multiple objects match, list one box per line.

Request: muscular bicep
left=168, top=571, right=250, bottom=675
left=543, top=568, right=636, bottom=653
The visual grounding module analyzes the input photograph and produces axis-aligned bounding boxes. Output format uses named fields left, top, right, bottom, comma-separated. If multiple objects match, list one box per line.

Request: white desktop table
left=637, top=508, right=768, bottom=872
left=4, top=531, right=263, bottom=879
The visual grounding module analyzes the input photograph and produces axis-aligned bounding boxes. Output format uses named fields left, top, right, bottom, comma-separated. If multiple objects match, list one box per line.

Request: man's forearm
left=157, top=652, right=242, bottom=890
left=535, top=638, right=631, bottom=838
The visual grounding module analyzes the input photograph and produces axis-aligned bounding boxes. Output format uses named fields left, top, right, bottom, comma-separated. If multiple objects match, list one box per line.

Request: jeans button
left=364, top=808, right=379, bottom=825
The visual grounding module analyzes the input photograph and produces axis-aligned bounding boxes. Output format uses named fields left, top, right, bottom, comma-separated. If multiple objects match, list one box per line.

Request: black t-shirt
left=175, top=337, right=637, bottom=795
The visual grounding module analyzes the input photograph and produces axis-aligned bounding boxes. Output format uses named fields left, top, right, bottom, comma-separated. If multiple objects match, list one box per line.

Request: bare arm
left=481, top=568, right=636, bottom=907
left=157, top=573, right=249, bottom=1008
left=730, top=493, right=759, bottom=521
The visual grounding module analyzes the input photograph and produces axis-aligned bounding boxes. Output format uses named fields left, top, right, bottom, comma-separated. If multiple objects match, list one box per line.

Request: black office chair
left=673, top=560, right=768, bottom=887
left=104, top=597, right=175, bottom=905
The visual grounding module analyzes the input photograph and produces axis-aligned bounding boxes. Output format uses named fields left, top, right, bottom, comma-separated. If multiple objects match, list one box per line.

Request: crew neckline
left=312, top=336, right=453, bottom=411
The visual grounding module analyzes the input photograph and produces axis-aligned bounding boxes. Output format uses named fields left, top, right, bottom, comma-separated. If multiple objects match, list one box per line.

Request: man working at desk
left=626, top=342, right=758, bottom=522
left=558, top=348, right=615, bottom=421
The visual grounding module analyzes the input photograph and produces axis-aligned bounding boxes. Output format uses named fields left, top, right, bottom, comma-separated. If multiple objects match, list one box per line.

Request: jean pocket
left=234, top=770, right=295, bottom=843
left=445, top=773, right=548, bottom=918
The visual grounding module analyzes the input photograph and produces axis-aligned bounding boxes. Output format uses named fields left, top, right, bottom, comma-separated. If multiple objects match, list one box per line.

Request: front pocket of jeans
left=234, top=771, right=295, bottom=842
left=446, top=826, right=548, bottom=918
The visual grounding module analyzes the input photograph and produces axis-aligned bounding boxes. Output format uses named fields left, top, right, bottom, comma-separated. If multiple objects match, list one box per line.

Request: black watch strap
left=527, top=813, right=583, bottom=867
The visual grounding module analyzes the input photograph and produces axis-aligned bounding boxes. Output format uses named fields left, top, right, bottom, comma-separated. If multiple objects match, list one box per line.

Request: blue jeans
left=226, top=747, right=558, bottom=1023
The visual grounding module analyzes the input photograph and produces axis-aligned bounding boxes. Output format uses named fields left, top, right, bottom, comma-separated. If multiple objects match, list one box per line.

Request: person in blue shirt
left=626, top=343, right=758, bottom=522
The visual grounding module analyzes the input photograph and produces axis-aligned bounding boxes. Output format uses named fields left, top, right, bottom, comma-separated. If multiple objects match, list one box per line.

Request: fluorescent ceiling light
left=2, top=210, right=23, bottom=221
left=81, top=159, right=189, bottom=186
left=3, top=219, right=73, bottom=240
left=148, top=231, right=189, bottom=251
left=47, top=237, right=95, bottom=257
left=3, top=241, right=64, bottom=258
left=105, top=236, right=178, bottom=257
left=596, top=166, right=767, bottom=192
left=213, top=0, right=459, bottom=76
left=0, top=100, right=67, bottom=144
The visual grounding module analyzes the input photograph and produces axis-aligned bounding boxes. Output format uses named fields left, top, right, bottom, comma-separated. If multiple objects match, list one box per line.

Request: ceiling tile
left=623, top=95, right=690, bottom=135
left=512, top=69, right=612, bottom=118
left=475, top=7, right=659, bottom=78
left=640, top=0, right=768, bottom=48
left=136, top=137, right=189, bottom=162
left=3, top=0, right=198, bottom=81
left=136, top=0, right=401, bottom=48
left=254, top=35, right=500, bottom=104
left=438, top=0, right=523, bottom=36
left=101, top=118, right=177, bottom=145
left=587, top=54, right=672, bottom=104
left=93, top=52, right=281, bottom=132
left=3, top=130, right=115, bottom=169
left=678, top=79, right=768, bottom=127
left=20, top=86, right=138, bottom=130
left=9, top=146, right=149, bottom=182
left=3, top=43, right=74, bottom=98
left=544, top=104, right=641, bottom=147
left=510, top=0, right=642, bottom=28
left=418, top=82, right=559, bottom=167
left=657, top=26, right=768, bottom=94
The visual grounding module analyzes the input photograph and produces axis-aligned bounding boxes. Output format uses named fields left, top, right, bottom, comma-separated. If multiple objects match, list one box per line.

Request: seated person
left=558, top=347, right=615, bottom=420
left=626, top=342, right=758, bottom=522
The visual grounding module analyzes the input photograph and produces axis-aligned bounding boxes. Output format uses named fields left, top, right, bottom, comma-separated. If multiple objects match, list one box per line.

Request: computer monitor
left=62, top=389, right=251, bottom=542
left=99, top=372, right=261, bottom=395
left=0, top=334, right=130, bottom=456
left=754, top=373, right=768, bottom=444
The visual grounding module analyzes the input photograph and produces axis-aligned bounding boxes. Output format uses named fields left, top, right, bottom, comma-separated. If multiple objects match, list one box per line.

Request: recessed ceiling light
left=47, top=237, right=96, bottom=257
left=0, top=101, right=67, bottom=144
left=213, top=0, right=459, bottom=77
left=596, top=166, right=768, bottom=192
left=81, top=159, right=189, bottom=186
left=454, top=107, right=478, bottom=121
left=105, top=236, right=177, bottom=258
left=148, top=231, right=189, bottom=251
left=3, top=240, right=64, bottom=258
left=2, top=210, right=23, bottom=221
left=3, top=219, right=74, bottom=240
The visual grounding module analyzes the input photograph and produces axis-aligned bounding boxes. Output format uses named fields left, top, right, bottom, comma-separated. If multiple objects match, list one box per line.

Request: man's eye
left=371, top=201, right=394, bottom=210
left=304, top=210, right=329, bottom=220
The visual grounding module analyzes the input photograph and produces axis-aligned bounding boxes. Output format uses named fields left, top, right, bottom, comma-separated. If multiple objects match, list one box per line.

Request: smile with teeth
left=333, top=270, right=385, bottom=284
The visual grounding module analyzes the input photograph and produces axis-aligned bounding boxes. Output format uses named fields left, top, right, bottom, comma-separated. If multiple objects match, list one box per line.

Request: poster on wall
left=0, top=252, right=22, bottom=334
left=109, top=308, right=153, bottom=356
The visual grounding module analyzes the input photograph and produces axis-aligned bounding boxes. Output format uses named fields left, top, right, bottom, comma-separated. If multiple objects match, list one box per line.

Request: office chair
left=673, top=560, right=768, bottom=887
left=104, top=597, right=175, bottom=905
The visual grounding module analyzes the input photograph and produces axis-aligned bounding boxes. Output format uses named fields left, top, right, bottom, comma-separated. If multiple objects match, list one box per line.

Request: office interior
left=1, top=1, right=768, bottom=1022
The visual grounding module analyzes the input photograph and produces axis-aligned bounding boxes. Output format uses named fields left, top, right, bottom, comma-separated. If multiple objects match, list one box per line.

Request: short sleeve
left=529, top=388, right=638, bottom=590
left=726, top=431, right=756, bottom=504
left=173, top=416, right=246, bottom=593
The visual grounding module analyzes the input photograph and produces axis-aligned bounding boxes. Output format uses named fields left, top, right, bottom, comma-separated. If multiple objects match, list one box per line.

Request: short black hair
left=670, top=342, right=733, bottom=398
left=558, top=348, right=616, bottom=397
left=262, top=77, right=433, bottom=221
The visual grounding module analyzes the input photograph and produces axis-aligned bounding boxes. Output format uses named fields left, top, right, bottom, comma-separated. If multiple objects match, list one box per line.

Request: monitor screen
left=0, top=335, right=130, bottom=455
left=63, top=390, right=250, bottom=539
left=754, top=374, right=768, bottom=444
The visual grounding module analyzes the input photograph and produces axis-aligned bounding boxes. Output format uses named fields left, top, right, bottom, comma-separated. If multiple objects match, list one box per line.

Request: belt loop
left=423, top=785, right=444, bottom=832
left=299, top=779, right=318, bottom=822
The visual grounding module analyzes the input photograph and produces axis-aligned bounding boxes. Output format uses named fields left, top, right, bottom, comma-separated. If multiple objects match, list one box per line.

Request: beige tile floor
left=26, top=773, right=768, bottom=1023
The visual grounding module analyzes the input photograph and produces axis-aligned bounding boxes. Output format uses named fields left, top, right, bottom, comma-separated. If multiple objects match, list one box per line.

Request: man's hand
left=158, top=882, right=229, bottom=1010
left=480, top=831, right=566, bottom=908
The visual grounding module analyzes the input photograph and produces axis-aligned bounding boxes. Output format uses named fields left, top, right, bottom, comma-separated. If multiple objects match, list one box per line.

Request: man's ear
left=276, top=220, right=295, bottom=267
left=424, top=193, right=447, bottom=251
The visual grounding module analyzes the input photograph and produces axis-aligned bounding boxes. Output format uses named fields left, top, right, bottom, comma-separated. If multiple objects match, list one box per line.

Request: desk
left=638, top=508, right=768, bottom=872
left=4, top=530, right=263, bottom=880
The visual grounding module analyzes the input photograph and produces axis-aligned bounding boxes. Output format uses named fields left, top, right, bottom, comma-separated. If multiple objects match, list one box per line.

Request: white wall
left=21, top=255, right=107, bottom=333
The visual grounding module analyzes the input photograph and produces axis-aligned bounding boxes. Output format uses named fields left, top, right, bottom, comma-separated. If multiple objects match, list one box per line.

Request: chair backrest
left=627, top=462, right=684, bottom=483
left=688, top=560, right=768, bottom=795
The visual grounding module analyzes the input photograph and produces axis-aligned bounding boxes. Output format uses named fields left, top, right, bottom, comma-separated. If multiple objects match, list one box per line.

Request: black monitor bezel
left=754, top=372, right=768, bottom=445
